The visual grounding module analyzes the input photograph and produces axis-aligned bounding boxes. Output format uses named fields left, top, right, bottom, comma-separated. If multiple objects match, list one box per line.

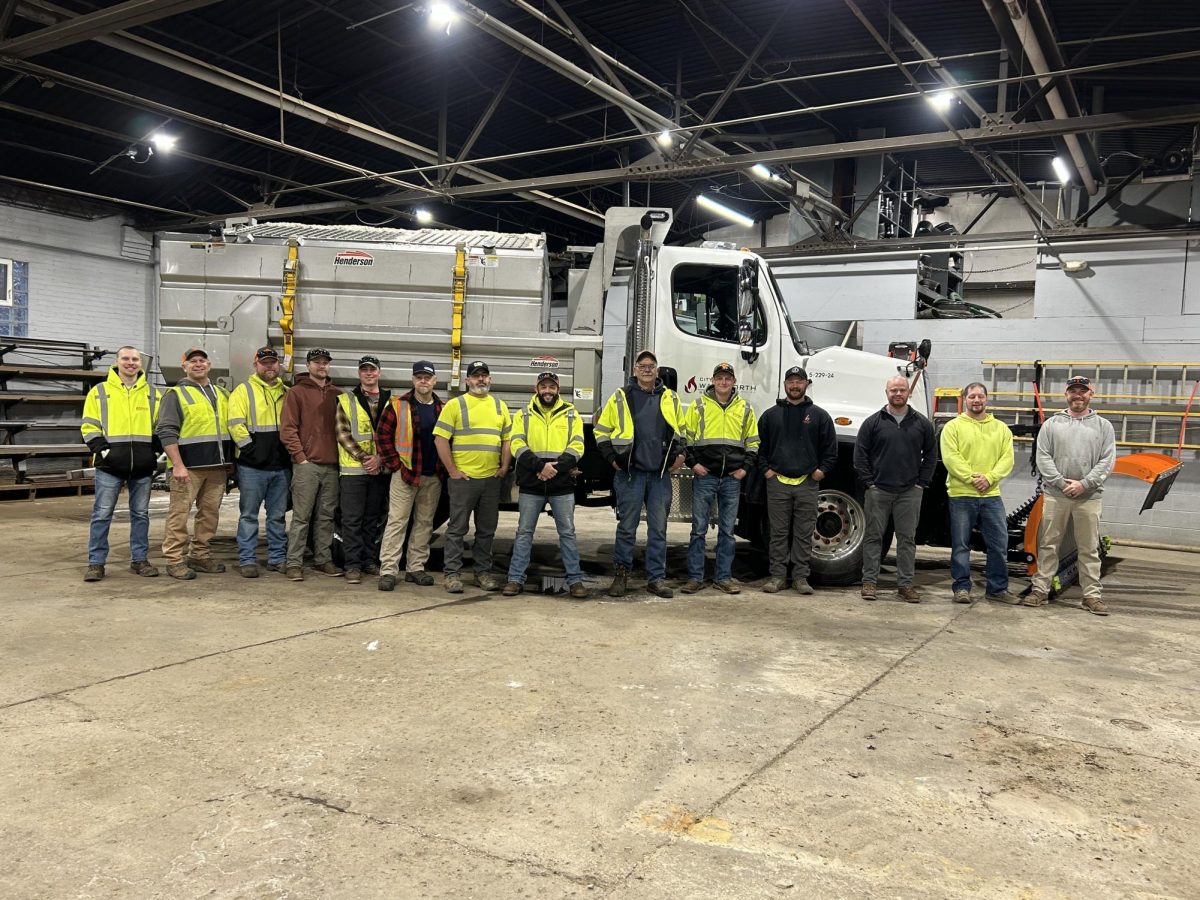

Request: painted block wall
left=0, top=203, right=158, bottom=371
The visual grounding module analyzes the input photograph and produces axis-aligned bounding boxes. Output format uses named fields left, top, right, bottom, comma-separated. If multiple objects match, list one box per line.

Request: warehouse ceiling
left=1, top=0, right=1198, bottom=246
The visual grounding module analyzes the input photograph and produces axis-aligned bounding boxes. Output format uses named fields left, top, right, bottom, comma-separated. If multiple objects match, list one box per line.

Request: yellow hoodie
left=939, top=412, right=1014, bottom=498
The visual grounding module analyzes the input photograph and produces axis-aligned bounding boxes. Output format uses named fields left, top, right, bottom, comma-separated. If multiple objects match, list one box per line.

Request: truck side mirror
left=738, top=259, right=760, bottom=363
left=658, top=366, right=678, bottom=391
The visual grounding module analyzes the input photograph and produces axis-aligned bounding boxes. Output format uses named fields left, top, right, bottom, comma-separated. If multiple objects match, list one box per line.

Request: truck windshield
left=671, top=263, right=765, bottom=345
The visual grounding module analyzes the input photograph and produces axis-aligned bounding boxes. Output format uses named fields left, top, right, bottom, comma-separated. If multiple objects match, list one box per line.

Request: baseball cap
left=1065, top=375, right=1092, bottom=389
left=182, top=347, right=208, bottom=362
left=412, top=360, right=436, bottom=376
left=254, top=346, right=279, bottom=361
left=635, top=349, right=657, bottom=365
left=466, top=360, right=490, bottom=376
left=536, top=370, right=559, bottom=384
left=306, top=348, right=332, bottom=362
left=712, top=362, right=735, bottom=377
left=784, top=366, right=809, bottom=380
left=358, top=355, right=381, bottom=370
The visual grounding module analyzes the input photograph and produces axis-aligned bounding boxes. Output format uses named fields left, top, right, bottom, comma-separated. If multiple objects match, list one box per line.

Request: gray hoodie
left=1035, top=409, right=1116, bottom=499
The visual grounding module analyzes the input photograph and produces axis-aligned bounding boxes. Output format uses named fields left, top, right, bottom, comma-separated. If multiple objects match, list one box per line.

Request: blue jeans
left=687, top=474, right=741, bottom=582
left=88, top=469, right=152, bottom=565
left=612, top=468, right=672, bottom=582
left=949, top=495, right=1009, bottom=595
left=237, top=465, right=291, bottom=566
left=507, top=492, right=583, bottom=586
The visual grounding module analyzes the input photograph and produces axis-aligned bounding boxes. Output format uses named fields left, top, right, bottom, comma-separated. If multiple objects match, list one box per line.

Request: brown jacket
left=280, top=374, right=342, bottom=465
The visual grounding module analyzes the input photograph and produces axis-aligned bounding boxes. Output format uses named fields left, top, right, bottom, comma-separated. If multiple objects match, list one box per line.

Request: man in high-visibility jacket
left=229, top=346, right=290, bottom=578
left=502, top=371, right=588, bottom=599
left=433, top=359, right=512, bottom=594
left=80, top=345, right=161, bottom=582
left=335, top=355, right=392, bottom=584
left=376, top=360, right=446, bottom=592
left=156, top=347, right=234, bottom=580
left=596, top=349, right=685, bottom=599
left=681, top=362, right=760, bottom=595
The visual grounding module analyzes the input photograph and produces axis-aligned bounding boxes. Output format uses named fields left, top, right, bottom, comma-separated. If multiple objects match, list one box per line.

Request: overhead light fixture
left=429, top=2, right=457, bottom=33
left=750, top=163, right=788, bottom=185
left=697, top=194, right=754, bottom=229
left=926, top=91, right=954, bottom=112
left=150, top=133, right=177, bottom=153
left=415, top=208, right=434, bottom=224
left=124, top=142, right=154, bottom=164
left=1051, top=156, right=1072, bottom=184
left=656, top=129, right=673, bottom=147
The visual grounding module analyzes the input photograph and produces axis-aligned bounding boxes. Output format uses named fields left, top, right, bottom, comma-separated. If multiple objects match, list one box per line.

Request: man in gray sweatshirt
left=1027, top=376, right=1116, bottom=614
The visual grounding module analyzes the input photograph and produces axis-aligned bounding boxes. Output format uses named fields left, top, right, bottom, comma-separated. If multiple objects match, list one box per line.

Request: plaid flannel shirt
left=377, top=390, right=445, bottom=486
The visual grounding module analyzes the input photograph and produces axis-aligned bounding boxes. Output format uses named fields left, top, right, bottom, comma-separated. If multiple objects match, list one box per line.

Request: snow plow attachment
left=1111, top=451, right=1183, bottom=513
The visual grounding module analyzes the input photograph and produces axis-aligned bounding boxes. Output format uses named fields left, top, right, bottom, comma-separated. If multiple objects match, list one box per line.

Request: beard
left=538, top=393, right=557, bottom=407
left=468, top=382, right=491, bottom=396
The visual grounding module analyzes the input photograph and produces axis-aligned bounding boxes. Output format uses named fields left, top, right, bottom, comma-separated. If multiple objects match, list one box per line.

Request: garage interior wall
left=0, top=203, right=158, bottom=373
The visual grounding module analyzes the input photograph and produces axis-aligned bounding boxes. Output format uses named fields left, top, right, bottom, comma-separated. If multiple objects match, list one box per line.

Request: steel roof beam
left=0, top=0, right=218, bottom=57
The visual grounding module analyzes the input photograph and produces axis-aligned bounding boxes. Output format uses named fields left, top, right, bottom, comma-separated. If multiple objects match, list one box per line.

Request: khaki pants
left=1032, top=493, right=1103, bottom=599
left=287, top=462, right=339, bottom=568
left=379, top=475, right=443, bottom=576
left=163, top=466, right=227, bottom=564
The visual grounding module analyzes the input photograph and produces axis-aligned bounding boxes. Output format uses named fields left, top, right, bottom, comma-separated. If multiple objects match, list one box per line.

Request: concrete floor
left=2, top=493, right=1199, bottom=900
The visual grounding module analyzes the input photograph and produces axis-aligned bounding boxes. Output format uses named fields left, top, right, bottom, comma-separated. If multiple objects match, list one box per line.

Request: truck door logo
left=684, top=376, right=699, bottom=393
left=334, top=250, right=374, bottom=267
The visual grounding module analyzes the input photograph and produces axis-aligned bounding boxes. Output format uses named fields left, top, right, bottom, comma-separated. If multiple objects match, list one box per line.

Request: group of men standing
left=82, top=346, right=1117, bottom=614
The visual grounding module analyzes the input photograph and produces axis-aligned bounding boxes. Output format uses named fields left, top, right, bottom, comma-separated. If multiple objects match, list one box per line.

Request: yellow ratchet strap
left=280, top=241, right=299, bottom=376
left=450, top=243, right=467, bottom=389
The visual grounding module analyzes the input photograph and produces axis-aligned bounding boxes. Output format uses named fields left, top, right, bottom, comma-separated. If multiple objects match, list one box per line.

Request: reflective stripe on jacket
left=81, top=368, right=160, bottom=478
left=683, top=388, right=760, bottom=477
left=172, top=383, right=231, bottom=468
left=433, top=393, right=512, bottom=478
left=594, top=383, right=683, bottom=474
left=337, top=392, right=377, bottom=475
left=229, top=375, right=289, bottom=469
left=511, top=396, right=584, bottom=495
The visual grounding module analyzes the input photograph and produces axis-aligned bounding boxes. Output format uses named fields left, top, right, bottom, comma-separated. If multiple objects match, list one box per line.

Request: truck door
left=663, top=259, right=780, bottom=418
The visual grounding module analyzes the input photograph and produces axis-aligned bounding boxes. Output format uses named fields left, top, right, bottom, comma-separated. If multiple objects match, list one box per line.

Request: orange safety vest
left=387, top=396, right=415, bottom=470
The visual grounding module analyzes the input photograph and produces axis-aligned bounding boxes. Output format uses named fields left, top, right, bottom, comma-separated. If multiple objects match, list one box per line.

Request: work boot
left=680, top=579, right=704, bottom=594
left=478, top=573, right=505, bottom=591
left=264, top=562, right=286, bottom=574
left=345, top=569, right=362, bottom=585
left=953, top=589, right=972, bottom=604
left=568, top=583, right=589, bottom=600
left=861, top=582, right=877, bottom=601
left=314, top=562, right=343, bottom=577
left=167, top=563, right=196, bottom=580
left=761, top=577, right=786, bottom=593
left=502, top=581, right=523, bottom=597
left=897, top=585, right=921, bottom=603
left=405, top=571, right=434, bottom=586
left=714, top=580, right=741, bottom=595
left=1082, top=596, right=1109, bottom=616
left=792, top=579, right=814, bottom=596
left=238, top=565, right=260, bottom=578
left=377, top=574, right=396, bottom=592
left=647, top=581, right=674, bottom=599
left=286, top=567, right=304, bottom=582
left=129, top=560, right=159, bottom=577
left=1023, top=590, right=1048, bottom=607
left=986, top=590, right=1021, bottom=605
left=445, top=574, right=464, bottom=594
left=363, top=564, right=380, bottom=576
left=607, top=567, right=628, bottom=598
left=83, top=564, right=105, bottom=582
left=187, top=557, right=226, bottom=574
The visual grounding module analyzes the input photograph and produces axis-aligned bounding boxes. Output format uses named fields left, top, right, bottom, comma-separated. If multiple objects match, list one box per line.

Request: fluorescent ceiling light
left=926, top=91, right=954, bottom=112
left=1051, top=156, right=1072, bottom=184
left=429, top=2, right=456, bottom=31
left=697, top=194, right=754, bottom=229
left=751, top=163, right=772, bottom=179
left=415, top=208, right=434, bottom=224
left=656, top=129, right=673, bottom=147
left=150, top=133, right=177, bottom=153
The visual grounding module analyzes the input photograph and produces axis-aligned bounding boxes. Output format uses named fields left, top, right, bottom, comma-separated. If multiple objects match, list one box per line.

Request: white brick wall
left=0, top=203, right=157, bottom=373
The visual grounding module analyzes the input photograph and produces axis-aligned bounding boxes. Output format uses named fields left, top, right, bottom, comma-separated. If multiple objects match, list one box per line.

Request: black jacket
left=853, top=406, right=937, bottom=492
left=756, top=397, right=838, bottom=480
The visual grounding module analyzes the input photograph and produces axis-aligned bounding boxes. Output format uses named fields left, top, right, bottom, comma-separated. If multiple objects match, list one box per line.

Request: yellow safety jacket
left=172, top=382, right=232, bottom=468
left=337, top=392, right=378, bottom=475
left=81, top=368, right=160, bottom=477
left=683, top=388, right=761, bottom=477
left=511, top=396, right=585, bottom=495
left=229, top=375, right=289, bottom=469
left=595, top=382, right=684, bottom=475
left=432, top=393, right=512, bottom=478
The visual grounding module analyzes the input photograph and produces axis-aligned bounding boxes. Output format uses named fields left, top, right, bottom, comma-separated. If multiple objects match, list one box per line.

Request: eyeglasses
left=635, top=364, right=657, bottom=371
